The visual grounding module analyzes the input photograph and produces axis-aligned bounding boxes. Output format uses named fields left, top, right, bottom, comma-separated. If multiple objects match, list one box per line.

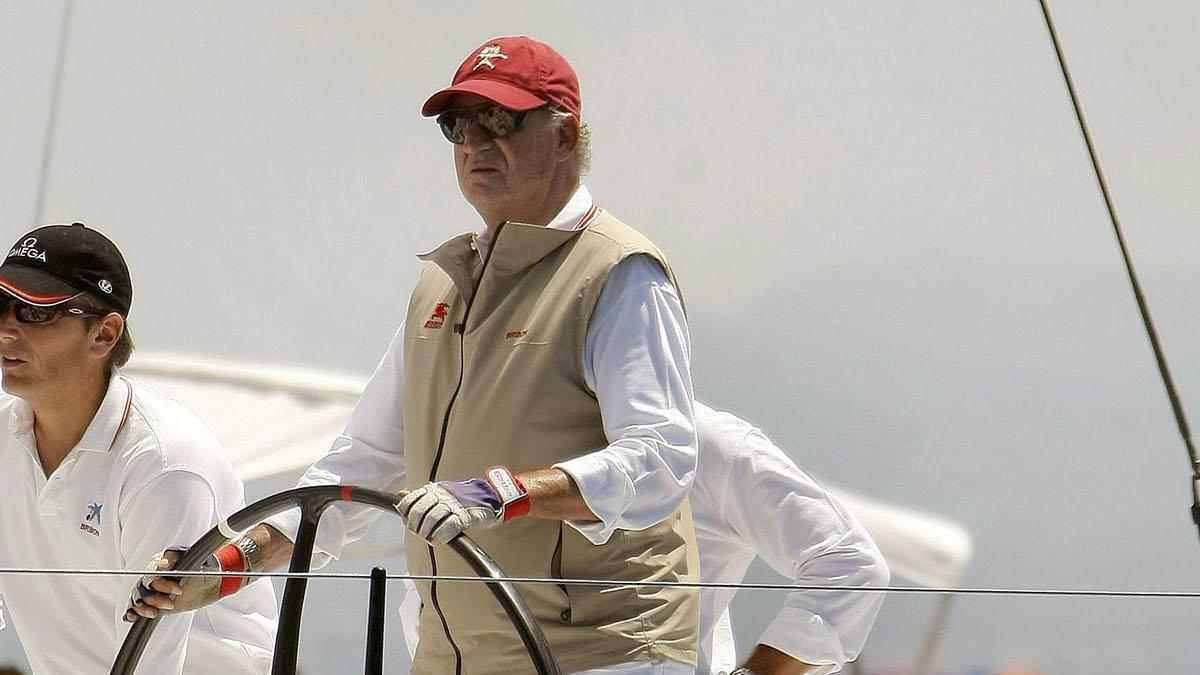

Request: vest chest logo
left=79, top=502, right=102, bottom=537
left=424, top=302, right=451, bottom=329
left=504, top=329, right=528, bottom=340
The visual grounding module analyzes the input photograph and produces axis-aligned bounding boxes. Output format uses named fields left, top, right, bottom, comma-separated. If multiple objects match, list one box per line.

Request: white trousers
left=573, top=660, right=694, bottom=675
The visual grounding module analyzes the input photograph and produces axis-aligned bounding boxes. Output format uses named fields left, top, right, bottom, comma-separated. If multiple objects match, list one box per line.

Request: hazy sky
left=2, top=2, right=1199, bottom=673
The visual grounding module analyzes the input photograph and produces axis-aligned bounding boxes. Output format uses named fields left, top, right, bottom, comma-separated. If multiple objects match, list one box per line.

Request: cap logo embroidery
left=473, top=44, right=509, bottom=71
left=98, top=279, right=113, bottom=293
left=8, top=237, right=47, bottom=262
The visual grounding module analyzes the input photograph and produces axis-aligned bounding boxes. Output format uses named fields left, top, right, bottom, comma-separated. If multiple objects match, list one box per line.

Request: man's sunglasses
left=0, top=296, right=102, bottom=324
left=436, top=104, right=533, bottom=144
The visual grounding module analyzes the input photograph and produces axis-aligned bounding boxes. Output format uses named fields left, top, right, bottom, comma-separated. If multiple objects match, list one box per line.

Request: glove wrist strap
left=485, top=466, right=531, bottom=521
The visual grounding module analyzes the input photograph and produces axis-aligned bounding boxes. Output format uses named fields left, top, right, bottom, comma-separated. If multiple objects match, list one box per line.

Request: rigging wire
left=32, top=0, right=74, bottom=226
left=1037, top=1, right=1200, bottom=540
left=2, top=566, right=1200, bottom=600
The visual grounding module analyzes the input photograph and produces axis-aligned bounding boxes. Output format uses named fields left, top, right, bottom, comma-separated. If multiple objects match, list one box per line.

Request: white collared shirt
left=691, top=403, right=889, bottom=674
left=0, top=374, right=277, bottom=674
left=268, top=183, right=697, bottom=556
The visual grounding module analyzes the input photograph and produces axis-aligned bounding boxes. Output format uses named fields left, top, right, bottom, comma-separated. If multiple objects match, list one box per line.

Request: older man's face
left=448, top=94, right=563, bottom=225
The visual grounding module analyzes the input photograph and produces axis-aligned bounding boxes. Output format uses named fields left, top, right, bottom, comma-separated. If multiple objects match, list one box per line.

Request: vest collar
left=474, top=185, right=595, bottom=261
left=417, top=204, right=602, bottom=291
left=486, top=208, right=598, bottom=275
left=417, top=232, right=479, bottom=303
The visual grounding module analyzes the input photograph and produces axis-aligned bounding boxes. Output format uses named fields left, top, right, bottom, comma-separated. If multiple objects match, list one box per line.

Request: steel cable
left=3, top=566, right=1200, bottom=600
left=32, top=0, right=73, bottom=226
left=1037, top=0, right=1200, bottom=540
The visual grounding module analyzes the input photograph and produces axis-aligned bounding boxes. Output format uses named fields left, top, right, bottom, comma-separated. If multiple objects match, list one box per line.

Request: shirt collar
left=545, top=184, right=594, bottom=232
left=473, top=184, right=594, bottom=261
left=75, top=373, right=134, bottom=453
left=7, top=397, right=35, bottom=448
left=5, top=373, right=132, bottom=457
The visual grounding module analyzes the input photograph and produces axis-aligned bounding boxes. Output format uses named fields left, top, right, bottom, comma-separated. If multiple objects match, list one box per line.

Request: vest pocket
left=558, top=515, right=695, bottom=632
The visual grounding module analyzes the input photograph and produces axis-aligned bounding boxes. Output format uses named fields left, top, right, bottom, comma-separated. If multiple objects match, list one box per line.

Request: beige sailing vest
left=401, top=209, right=700, bottom=674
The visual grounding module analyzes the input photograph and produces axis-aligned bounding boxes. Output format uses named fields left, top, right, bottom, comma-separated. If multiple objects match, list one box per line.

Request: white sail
left=123, top=352, right=973, bottom=588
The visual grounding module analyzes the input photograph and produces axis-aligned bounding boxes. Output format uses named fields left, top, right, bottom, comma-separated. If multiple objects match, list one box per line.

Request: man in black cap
left=0, top=223, right=277, bottom=674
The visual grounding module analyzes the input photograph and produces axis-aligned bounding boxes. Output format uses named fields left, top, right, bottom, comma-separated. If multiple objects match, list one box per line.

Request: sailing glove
left=398, top=466, right=530, bottom=544
left=126, top=537, right=264, bottom=621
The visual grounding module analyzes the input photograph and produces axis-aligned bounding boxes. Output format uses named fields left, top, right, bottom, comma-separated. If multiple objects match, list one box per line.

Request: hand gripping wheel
left=110, top=485, right=562, bottom=675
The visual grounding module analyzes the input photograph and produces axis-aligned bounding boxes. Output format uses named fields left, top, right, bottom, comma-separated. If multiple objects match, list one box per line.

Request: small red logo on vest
left=425, top=302, right=450, bottom=329
left=505, top=329, right=528, bottom=340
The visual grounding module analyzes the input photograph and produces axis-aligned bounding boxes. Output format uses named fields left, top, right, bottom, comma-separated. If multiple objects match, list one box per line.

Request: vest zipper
left=553, top=525, right=571, bottom=623
left=425, top=223, right=506, bottom=675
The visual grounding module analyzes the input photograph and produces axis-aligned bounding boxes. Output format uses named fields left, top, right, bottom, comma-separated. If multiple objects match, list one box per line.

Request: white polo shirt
left=0, top=374, right=277, bottom=674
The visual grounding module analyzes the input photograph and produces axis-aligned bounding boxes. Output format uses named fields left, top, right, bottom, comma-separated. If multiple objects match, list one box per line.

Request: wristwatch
left=233, top=535, right=265, bottom=573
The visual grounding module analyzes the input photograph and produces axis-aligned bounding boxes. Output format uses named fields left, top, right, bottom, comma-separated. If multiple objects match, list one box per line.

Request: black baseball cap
left=0, top=223, right=132, bottom=316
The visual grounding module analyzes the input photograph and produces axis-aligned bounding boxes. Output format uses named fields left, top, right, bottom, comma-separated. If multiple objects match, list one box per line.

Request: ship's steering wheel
left=110, top=485, right=562, bottom=675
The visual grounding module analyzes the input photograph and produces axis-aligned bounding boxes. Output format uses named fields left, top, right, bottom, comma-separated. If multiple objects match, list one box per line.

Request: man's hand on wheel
left=125, top=537, right=265, bottom=621
left=398, top=466, right=530, bottom=544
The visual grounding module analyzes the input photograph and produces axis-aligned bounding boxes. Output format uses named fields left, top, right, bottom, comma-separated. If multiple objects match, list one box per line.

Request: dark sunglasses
left=0, top=296, right=102, bottom=324
left=436, top=104, right=532, bottom=144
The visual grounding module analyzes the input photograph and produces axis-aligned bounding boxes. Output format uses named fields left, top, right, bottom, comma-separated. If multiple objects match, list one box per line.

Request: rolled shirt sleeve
left=554, top=254, right=698, bottom=544
left=725, top=430, right=890, bottom=671
left=264, top=325, right=408, bottom=563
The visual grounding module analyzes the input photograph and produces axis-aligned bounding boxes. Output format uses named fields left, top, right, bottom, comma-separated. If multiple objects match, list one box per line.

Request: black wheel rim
left=111, top=485, right=562, bottom=675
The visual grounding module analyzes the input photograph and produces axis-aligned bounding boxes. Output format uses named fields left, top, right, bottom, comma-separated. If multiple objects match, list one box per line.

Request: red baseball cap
left=421, top=36, right=581, bottom=118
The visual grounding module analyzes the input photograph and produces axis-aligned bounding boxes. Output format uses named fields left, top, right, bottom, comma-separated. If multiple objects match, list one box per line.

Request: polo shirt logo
left=80, top=502, right=102, bottom=536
